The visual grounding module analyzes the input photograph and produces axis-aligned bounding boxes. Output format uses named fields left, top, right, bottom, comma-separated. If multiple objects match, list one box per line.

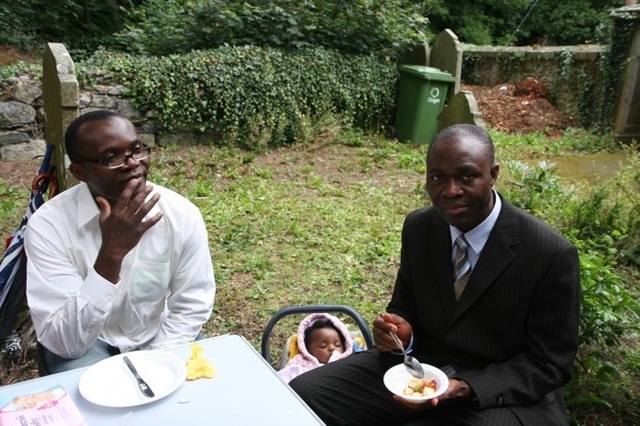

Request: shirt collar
left=77, top=183, right=101, bottom=227
left=450, top=189, right=502, bottom=254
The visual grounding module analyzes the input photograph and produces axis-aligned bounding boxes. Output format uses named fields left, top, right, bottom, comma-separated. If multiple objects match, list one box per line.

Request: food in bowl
left=403, top=378, right=438, bottom=397
left=383, top=363, right=449, bottom=404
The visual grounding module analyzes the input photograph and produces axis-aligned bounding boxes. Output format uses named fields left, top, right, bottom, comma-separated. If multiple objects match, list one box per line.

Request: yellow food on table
left=186, top=342, right=216, bottom=380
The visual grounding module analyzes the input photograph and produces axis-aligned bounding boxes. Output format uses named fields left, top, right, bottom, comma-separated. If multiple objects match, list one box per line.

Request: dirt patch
left=0, top=45, right=39, bottom=67
left=0, top=160, right=43, bottom=188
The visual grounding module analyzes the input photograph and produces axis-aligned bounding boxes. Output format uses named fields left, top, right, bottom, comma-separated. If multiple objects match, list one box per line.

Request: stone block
left=9, top=79, right=43, bottom=104
left=0, top=131, right=31, bottom=146
left=116, top=99, right=143, bottom=123
left=89, top=95, right=117, bottom=110
left=108, top=85, right=125, bottom=96
left=0, top=139, right=46, bottom=161
left=0, top=101, right=37, bottom=129
left=79, top=92, right=92, bottom=108
left=158, top=132, right=201, bottom=146
left=138, top=133, right=156, bottom=148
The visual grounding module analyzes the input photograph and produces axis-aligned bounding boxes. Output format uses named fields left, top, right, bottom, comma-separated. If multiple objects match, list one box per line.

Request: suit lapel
left=418, top=214, right=457, bottom=321
left=411, top=214, right=455, bottom=322
left=451, top=201, right=520, bottom=320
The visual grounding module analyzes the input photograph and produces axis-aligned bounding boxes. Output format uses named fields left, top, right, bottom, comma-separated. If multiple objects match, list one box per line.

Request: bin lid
left=399, top=65, right=456, bottom=82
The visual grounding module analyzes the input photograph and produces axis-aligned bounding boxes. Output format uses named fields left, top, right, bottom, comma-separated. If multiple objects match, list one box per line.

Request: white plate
left=383, top=362, right=449, bottom=404
left=78, top=350, right=187, bottom=408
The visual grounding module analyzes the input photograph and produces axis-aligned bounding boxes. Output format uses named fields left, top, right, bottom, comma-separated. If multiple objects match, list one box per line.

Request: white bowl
left=383, top=363, right=449, bottom=404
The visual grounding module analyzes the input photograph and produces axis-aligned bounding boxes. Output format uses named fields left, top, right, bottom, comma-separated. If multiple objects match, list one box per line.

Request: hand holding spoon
left=388, top=330, right=425, bottom=379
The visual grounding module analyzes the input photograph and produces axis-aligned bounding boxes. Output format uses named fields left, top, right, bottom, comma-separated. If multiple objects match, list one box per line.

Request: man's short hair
left=430, top=124, right=495, bottom=164
left=64, top=110, right=125, bottom=163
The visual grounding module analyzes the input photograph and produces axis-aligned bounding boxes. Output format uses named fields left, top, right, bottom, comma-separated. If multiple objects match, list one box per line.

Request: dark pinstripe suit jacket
left=388, top=195, right=580, bottom=424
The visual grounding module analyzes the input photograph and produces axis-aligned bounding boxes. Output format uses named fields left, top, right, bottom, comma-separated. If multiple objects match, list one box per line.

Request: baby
left=277, top=313, right=354, bottom=383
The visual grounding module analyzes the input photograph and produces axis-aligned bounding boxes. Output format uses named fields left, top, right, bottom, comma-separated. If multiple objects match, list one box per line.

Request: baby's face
left=12, top=391, right=54, bottom=409
left=307, top=327, right=344, bottom=364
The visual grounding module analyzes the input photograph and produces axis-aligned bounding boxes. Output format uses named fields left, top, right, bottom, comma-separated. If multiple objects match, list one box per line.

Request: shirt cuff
left=81, top=268, right=118, bottom=311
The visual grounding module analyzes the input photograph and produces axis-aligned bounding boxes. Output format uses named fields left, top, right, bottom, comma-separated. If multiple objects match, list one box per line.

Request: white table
left=0, top=334, right=325, bottom=425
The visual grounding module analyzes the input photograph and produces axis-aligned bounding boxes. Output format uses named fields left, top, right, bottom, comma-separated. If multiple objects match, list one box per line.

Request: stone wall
left=0, top=75, right=46, bottom=161
left=0, top=70, right=156, bottom=161
left=0, top=69, right=223, bottom=161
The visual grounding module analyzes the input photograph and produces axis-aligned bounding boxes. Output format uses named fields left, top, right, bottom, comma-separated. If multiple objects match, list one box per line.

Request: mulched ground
left=462, top=76, right=581, bottom=137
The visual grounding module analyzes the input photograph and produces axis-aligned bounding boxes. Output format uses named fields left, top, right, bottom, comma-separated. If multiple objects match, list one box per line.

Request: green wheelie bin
left=395, top=65, right=456, bottom=144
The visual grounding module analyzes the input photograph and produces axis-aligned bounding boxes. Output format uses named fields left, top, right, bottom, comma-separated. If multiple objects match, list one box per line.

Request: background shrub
left=415, top=0, right=622, bottom=45
left=116, top=0, right=428, bottom=58
left=79, top=46, right=399, bottom=149
left=1, top=0, right=627, bottom=58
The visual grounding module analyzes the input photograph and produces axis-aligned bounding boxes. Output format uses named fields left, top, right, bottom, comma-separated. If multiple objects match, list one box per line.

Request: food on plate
left=402, top=378, right=438, bottom=397
left=186, top=342, right=216, bottom=380
left=383, top=363, right=448, bottom=403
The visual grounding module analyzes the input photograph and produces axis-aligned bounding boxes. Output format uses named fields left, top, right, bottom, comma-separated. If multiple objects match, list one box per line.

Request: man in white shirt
left=25, top=110, right=216, bottom=374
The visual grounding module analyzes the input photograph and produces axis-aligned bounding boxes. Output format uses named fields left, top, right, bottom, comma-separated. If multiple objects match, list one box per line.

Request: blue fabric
left=43, top=339, right=118, bottom=374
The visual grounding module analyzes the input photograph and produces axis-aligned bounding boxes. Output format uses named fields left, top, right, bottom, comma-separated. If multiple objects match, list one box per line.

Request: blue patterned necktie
left=453, top=235, right=472, bottom=301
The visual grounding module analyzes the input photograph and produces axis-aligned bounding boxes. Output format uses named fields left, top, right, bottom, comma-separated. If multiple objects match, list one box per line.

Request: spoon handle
left=388, top=331, right=406, bottom=353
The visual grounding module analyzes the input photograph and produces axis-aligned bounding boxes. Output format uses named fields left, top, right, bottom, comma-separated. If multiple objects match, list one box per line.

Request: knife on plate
left=123, top=355, right=155, bottom=398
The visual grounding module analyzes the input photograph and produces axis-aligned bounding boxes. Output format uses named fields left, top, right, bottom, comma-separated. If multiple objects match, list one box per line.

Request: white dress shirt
left=450, top=189, right=502, bottom=268
left=25, top=182, right=216, bottom=358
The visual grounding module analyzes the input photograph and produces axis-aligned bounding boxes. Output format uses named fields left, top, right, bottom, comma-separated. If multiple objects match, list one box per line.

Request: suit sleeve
left=386, top=212, right=422, bottom=325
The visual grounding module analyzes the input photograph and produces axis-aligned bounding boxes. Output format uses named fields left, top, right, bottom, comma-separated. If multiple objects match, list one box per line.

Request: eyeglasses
left=77, top=145, right=152, bottom=169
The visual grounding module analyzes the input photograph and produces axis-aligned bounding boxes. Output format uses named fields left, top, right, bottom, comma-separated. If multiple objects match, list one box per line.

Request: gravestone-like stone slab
left=613, top=5, right=640, bottom=142
left=399, top=43, right=430, bottom=66
left=43, top=42, right=79, bottom=190
left=437, top=90, right=485, bottom=132
left=430, top=29, right=462, bottom=95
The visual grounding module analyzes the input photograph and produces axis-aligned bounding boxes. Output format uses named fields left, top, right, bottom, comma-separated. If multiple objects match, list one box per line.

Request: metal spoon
left=389, top=330, right=425, bottom=379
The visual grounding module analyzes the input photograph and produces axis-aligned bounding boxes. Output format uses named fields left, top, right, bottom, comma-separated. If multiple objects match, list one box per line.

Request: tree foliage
left=116, top=0, right=428, bottom=57
left=0, top=0, right=128, bottom=53
left=0, top=0, right=630, bottom=55
left=419, top=0, right=626, bottom=45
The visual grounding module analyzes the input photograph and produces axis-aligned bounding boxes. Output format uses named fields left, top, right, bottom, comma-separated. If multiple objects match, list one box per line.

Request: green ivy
left=78, top=46, right=398, bottom=149
left=0, top=61, right=41, bottom=93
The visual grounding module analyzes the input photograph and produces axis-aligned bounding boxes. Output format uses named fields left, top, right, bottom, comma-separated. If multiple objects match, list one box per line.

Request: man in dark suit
left=290, top=124, right=580, bottom=425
